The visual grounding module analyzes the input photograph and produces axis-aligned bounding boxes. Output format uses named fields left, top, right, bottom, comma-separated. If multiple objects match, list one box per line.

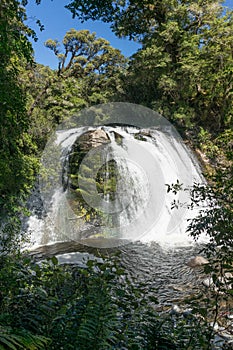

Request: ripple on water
left=28, top=238, right=207, bottom=306
left=119, top=241, right=206, bottom=305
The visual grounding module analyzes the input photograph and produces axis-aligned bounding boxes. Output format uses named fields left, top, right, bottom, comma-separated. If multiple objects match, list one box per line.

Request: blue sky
left=26, top=0, right=140, bottom=69
left=26, top=0, right=233, bottom=69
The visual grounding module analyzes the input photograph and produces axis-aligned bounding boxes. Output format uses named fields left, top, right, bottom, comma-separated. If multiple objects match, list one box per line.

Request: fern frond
left=0, top=326, right=49, bottom=350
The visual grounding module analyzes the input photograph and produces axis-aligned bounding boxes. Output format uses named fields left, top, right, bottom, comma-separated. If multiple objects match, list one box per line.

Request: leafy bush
left=1, top=249, right=224, bottom=349
left=0, top=326, right=48, bottom=350
left=166, top=136, right=232, bottom=349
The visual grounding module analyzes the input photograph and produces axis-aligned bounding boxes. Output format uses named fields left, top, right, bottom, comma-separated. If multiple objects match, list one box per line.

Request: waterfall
left=25, top=123, right=206, bottom=249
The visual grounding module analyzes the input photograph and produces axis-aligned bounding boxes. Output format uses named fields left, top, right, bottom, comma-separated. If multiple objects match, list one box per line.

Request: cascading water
left=24, top=102, right=212, bottom=311
left=22, top=104, right=233, bottom=347
left=26, top=124, right=206, bottom=249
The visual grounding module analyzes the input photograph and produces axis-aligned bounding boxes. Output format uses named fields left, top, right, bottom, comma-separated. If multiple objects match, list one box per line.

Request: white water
left=26, top=125, right=207, bottom=248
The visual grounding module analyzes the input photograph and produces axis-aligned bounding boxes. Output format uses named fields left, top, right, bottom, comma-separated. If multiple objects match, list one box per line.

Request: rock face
left=67, top=129, right=110, bottom=190
left=65, top=128, right=119, bottom=230
left=186, top=256, right=209, bottom=268
left=77, top=129, right=110, bottom=151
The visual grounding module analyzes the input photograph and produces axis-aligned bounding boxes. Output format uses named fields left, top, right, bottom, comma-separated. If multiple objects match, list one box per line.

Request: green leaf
left=51, top=256, right=58, bottom=266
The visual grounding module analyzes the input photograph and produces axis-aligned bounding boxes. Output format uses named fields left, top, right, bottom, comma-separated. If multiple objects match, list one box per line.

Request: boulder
left=203, top=277, right=213, bottom=287
left=28, top=237, right=130, bottom=260
left=186, top=255, right=209, bottom=268
left=77, top=129, right=110, bottom=151
left=67, top=128, right=110, bottom=190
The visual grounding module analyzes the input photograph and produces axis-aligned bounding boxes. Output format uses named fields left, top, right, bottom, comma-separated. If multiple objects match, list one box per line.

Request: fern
left=75, top=279, right=118, bottom=350
left=0, top=326, right=49, bottom=350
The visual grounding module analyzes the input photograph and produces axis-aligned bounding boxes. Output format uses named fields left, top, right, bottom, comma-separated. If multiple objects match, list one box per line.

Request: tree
left=25, top=29, right=126, bottom=137
left=45, top=29, right=126, bottom=104
left=64, top=1, right=233, bottom=131
left=123, top=5, right=233, bottom=130
left=0, top=0, right=38, bottom=251
left=64, top=0, right=173, bottom=40
left=0, top=0, right=33, bottom=197
left=121, top=1, right=233, bottom=131
left=64, top=0, right=230, bottom=39
left=45, top=28, right=126, bottom=78
left=23, top=63, right=88, bottom=149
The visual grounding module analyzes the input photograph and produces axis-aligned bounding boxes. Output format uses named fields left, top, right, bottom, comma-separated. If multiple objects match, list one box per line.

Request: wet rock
left=203, top=277, right=214, bottom=287
left=203, top=273, right=232, bottom=290
left=111, top=130, right=123, bottom=144
left=64, top=128, right=110, bottom=191
left=195, top=148, right=210, bottom=164
left=186, top=255, right=209, bottom=268
left=142, top=130, right=151, bottom=136
left=171, top=285, right=186, bottom=292
left=56, top=252, right=103, bottom=266
left=210, top=321, right=219, bottom=331
left=183, top=308, right=193, bottom=317
left=134, top=132, right=148, bottom=141
left=77, top=129, right=110, bottom=150
left=67, top=128, right=112, bottom=220
left=170, top=305, right=181, bottom=314
left=213, top=332, right=233, bottom=349
left=28, top=237, right=130, bottom=260
left=225, top=272, right=233, bottom=279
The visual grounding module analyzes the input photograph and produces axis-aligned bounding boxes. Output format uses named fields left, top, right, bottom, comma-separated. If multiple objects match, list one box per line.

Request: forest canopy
left=62, top=0, right=233, bottom=130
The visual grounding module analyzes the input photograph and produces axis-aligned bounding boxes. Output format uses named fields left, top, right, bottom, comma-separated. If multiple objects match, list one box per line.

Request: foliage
left=0, top=250, right=218, bottom=349
left=23, top=30, right=126, bottom=149
left=64, top=0, right=233, bottom=131
left=123, top=2, right=233, bottom=131
left=0, top=0, right=40, bottom=252
left=0, top=0, right=36, bottom=196
left=1, top=1, right=232, bottom=349
left=45, top=29, right=126, bottom=78
left=64, top=0, right=175, bottom=40
left=21, top=63, right=88, bottom=150
left=44, top=29, right=126, bottom=106
left=197, top=128, right=233, bottom=166
left=0, top=254, right=121, bottom=349
left=167, top=132, right=233, bottom=346
left=0, top=326, right=48, bottom=350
